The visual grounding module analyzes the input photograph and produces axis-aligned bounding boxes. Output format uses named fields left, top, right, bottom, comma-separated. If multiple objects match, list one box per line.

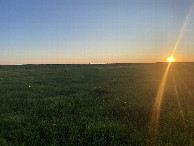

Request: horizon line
left=0, top=62, right=194, bottom=66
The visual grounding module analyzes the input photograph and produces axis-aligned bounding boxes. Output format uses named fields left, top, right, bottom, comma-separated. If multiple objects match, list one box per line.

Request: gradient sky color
left=0, top=0, right=194, bottom=64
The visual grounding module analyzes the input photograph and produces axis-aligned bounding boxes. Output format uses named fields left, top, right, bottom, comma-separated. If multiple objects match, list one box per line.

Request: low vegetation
left=0, top=63, right=193, bottom=145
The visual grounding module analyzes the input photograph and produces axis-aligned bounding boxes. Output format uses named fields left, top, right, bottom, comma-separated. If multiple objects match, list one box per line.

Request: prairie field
left=0, top=63, right=193, bottom=145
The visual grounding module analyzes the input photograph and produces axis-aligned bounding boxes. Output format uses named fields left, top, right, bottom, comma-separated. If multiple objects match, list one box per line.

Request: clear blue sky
left=0, top=0, right=194, bottom=64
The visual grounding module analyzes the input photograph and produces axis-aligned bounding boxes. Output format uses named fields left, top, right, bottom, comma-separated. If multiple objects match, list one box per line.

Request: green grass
left=0, top=63, right=193, bottom=145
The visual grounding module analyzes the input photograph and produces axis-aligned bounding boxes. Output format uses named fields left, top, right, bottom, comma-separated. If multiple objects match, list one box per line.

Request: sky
left=0, top=0, right=194, bottom=64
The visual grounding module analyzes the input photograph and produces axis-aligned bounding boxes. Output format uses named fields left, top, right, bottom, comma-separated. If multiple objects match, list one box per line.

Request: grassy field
left=0, top=63, right=193, bottom=145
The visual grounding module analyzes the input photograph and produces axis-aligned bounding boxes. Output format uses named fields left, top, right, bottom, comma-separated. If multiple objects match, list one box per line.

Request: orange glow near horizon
left=168, top=57, right=174, bottom=62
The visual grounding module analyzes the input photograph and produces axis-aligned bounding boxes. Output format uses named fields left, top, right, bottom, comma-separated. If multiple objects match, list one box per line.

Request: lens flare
left=147, top=3, right=194, bottom=144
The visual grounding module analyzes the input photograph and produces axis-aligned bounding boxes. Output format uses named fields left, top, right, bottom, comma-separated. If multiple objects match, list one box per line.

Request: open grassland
left=0, top=63, right=193, bottom=145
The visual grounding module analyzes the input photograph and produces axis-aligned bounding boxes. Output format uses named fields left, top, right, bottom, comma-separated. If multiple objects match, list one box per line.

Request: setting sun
left=168, top=57, right=174, bottom=62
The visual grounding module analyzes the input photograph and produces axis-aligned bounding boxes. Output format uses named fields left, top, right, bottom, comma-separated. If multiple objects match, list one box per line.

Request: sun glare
left=168, top=57, right=174, bottom=62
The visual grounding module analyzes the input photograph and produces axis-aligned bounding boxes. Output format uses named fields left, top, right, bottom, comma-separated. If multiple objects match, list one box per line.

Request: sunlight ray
left=172, top=66, right=193, bottom=140
left=171, top=4, right=194, bottom=57
left=171, top=68, right=185, bottom=121
left=173, top=68, right=193, bottom=111
left=147, top=62, right=171, bottom=144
